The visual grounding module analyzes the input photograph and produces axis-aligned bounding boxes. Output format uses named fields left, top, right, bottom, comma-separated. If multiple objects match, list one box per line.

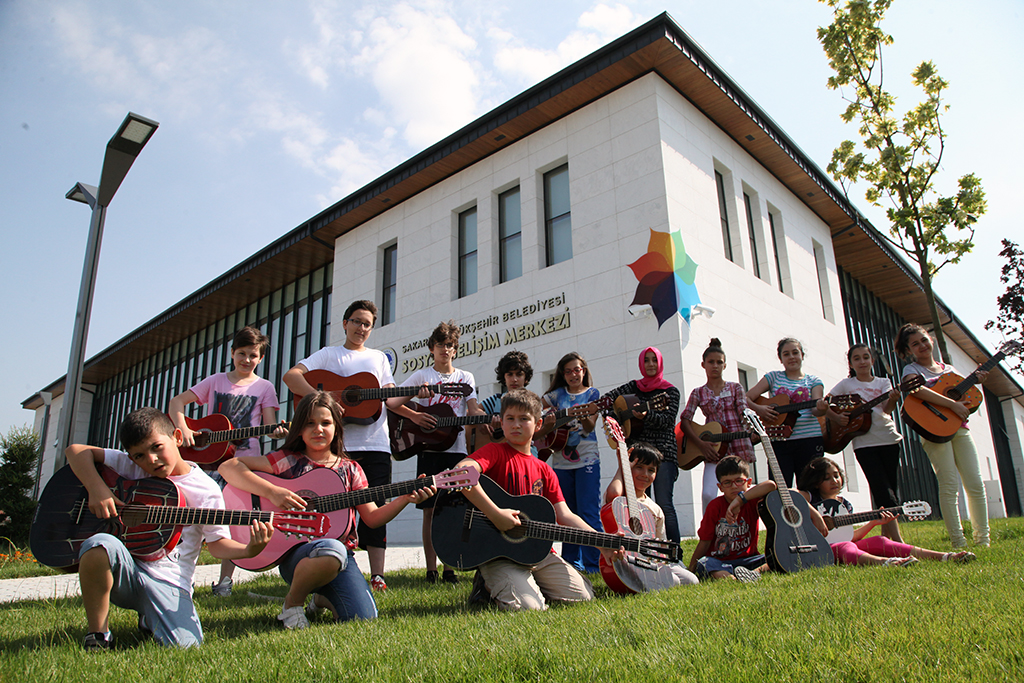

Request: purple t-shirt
left=190, top=373, right=280, bottom=454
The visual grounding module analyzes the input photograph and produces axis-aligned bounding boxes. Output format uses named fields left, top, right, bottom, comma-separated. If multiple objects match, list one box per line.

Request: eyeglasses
left=345, top=319, right=373, bottom=330
left=439, top=342, right=457, bottom=349
left=719, top=477, right=750, bottom=488
left=564, top=366, right=585, bottom=375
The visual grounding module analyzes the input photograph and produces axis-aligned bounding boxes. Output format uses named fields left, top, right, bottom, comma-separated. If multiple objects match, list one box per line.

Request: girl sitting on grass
left=219, top=391, right=435, bottom=629
left=797, top=457, right=975, bottom=567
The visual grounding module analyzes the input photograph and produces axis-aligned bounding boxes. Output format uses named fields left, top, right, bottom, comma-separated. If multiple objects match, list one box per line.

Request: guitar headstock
left=435, top=466, right=480, bottom=490
left=565, top=403, right=599, bottom=418
left=274, top=510, right=332, bottom=538
left=742, top=408, right=768, bottom=439
left=602, top=414, right=627, bottom=450
left=901, top=374, right=926, bottom=393
left=900, top=500, right=931, bottom=521
left=437, top=383, right=473, bottom=398
left=998, top=340, right=1023, bottom=357
left=647, top=393, right=669, bottom=412
left=637, top=538, right=683, bottom=563
left=766, top=424, right=792, bottom=440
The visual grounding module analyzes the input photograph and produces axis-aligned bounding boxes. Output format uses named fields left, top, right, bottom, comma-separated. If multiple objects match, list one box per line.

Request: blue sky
left=1, top=0, right=1021, bottom=436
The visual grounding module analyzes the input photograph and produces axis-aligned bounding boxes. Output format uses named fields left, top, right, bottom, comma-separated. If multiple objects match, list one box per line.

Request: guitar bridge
left=788, top=544, right=821, bottom=554
left=461, top=508, right=474, bottom=543
left=628, top=555, right=657, bottom=571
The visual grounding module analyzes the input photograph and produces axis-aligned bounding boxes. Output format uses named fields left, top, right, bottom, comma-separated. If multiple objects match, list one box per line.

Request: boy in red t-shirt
left=688, top=456, right=776, bottom=583
left=455, top=389, right=617, bottom=611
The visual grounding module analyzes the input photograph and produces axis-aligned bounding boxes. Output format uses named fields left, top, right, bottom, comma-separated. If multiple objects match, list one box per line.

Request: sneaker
left=425, top=570, right=439, bottom=584
left=370, top=574, right=387, bottom=591
left=882, top=556, right=919, bottom=568
left=277, top=605, right=310, bottom=630
left=83, top=632, right=112, bottom=651
left=733, top=566, right=761, bottom=583
left=442, top=569, right=459, bottom=585
left=211, top=576, right=233, bottom=597
left=943, top=551, right=977, bottom=564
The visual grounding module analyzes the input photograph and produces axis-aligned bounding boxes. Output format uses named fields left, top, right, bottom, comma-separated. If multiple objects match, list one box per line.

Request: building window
left=768, top=210, right=786, bottom=294
left=499, top=187, right=522, bottom=282
left=458, top=207, right=478, bottom=297
left=544, top=164, right=572, bottom=266
left=715, top=170, right=734, bottom=262
left=812, top=239, right=834, bottom=322
left=744, top=192, right=761, bottom=279
left=382, top=243, right=397, bottom=325
left=737, top=367, right=750, bottom=391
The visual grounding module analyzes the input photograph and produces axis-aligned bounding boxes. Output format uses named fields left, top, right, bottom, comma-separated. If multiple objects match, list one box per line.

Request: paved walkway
left=0, top=546, right=427, bottom=605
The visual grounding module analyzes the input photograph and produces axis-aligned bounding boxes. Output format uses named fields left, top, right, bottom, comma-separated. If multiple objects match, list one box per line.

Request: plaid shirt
left=680, top=383, right=755, bottom=463
left=265, top=450, right=369, bottom=550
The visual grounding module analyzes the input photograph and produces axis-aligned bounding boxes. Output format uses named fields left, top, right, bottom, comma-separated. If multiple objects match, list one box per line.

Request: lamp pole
left=56, top=112, right=159, bottom=465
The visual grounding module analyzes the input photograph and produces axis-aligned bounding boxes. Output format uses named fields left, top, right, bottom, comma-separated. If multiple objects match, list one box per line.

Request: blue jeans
left=651, top=459, right=680, bottom=544
left=278, top=540, right=377, bottom=622
left=696, top=553, right=766, bottom=580
left=554, top=461, right=602, bottom=573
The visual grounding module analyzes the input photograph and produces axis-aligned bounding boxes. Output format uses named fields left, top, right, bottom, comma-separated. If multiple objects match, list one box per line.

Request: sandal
left=426, top=570, right=439, bottom=584
left=942, top=551, right=977, bottom=564
left=882, top=556, right=918, bottom=568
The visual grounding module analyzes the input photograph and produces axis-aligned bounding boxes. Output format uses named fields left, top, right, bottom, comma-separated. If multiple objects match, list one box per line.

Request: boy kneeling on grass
left=688, top=456, right=777, bottom=583
left=66, top=408, right=273, bottom=650
left=454, top=389, right=623, bottom=611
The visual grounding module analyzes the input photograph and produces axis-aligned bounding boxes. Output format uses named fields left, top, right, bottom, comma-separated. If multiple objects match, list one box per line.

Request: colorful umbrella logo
left=627, top=229, right=701, bottom=327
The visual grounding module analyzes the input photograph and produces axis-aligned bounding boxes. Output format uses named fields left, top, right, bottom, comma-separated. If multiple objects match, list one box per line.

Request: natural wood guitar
left=675, top=421, right=791, bottom=471
left=821, top=375, right=924, bottom=453
left=178, top=414, right=289, bottom=468
left=743, top=409, right=833, bottom=574
left=30, top=464, right=330, bottom=571
left=901, top=342, right=1020, bottom=443
left=222, top=466, right=478, bottom=571
left=297, top=370, right=472, bottom=425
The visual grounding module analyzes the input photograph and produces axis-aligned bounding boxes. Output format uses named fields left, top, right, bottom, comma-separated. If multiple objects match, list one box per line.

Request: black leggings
left=772, top=437, right=823, bottom=488
left=853, top=443, right=901, bottom=509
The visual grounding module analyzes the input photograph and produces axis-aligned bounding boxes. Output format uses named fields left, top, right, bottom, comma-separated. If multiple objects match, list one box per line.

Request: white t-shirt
left=828, top=376, right=903, bottom=449
left=103, top=449, right=231, bottom=594
left=298, top=345, right=395, bottom=452
left=401, top=366, right=478, bottom=455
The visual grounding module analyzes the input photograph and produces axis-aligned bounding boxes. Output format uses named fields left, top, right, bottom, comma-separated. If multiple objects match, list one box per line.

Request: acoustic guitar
left=743, top=409, right=833, bottom=573
left=222, top=466, right=477, bottom=571
left=388, top=404, right=496, bottom=460
left=752, top=394, right=854, bottom=428
left=535, top=393, right=667, bottom=461
left=610, top=393, right=670, bottom=439
left=901, top=342, right=1020, bottom=443
left=431, top=475, right=681, bottom=570
left=30, top=464, right=330, bottom=571
left=675, top=421, right=791, bottom=471
left=296, top=370, right=472, bottom=425
left=599, top=415, right=686, bottom=594
left=178, top=414, right=289, bottom=468
left=821, top=375, right=924, bottom=453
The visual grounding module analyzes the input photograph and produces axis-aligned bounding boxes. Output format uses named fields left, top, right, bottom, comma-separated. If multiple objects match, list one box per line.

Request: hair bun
left=709, top=338, right=722, bottom=347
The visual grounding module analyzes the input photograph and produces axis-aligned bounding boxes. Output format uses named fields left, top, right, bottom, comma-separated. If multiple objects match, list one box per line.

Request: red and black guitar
left=222, top=466, right=478, bottom=571
left=743, top=409, right=833, bottom=574
left=178, top=414, right=289, bottom=468
left=297, top=370, right=472, bottom=425
left=29, top=464, right=330, bottom=571
left=431, top=475, right=681, bottom=570
left=822, top=375, right=924, bottom=453
left=387, top=404, right=496, bottom=461
left=599, top=415, right=684, bottom=594
left=901, top=341, right=1020, bottom=443
left=752, top=394, right=853, bottom=429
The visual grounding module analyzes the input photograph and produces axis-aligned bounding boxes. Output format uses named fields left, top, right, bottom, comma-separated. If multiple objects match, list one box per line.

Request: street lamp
left=57, top=112, right=159, bottom=464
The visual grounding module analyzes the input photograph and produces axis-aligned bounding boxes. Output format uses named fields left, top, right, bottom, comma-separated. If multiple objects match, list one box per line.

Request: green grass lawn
left=2, top=519, right=1022, bottom=682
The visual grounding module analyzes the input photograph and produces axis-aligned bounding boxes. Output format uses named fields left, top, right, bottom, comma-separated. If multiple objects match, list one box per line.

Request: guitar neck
left=196, top=423, right=281, bottom=446
left=123, top=504, right=276, bottom=527
left=775, top=399, right=819, bottom=414
left=828, top=505, right=907, bottom=528
left=844, top=377, right=919, bottom=418
left=706, top=430, right=752, bottom=444
left=466, top=509, right=648, bottom=553
left=305, top=476, right=433, bottom=512
left=430, top=412, right=495, bottom=428
left=364, top=383, right=451, bottom=401
left=951, top=352, right=1006, bottom=398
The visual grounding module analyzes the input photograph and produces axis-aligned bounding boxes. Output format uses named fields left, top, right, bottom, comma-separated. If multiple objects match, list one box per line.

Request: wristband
left=736, top=490, right=748, bottom=505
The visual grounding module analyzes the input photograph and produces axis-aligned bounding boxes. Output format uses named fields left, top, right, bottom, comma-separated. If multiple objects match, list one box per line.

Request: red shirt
left=697, top=495, right=761, bottom=561
left=469, top=442, right=564, bottom=504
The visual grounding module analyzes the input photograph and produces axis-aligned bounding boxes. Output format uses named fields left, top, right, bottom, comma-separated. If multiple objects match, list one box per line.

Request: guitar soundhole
left=782, top=506, right=802, bottom=528
left=629, top=517, right=644, bottom=535
left=501, top=514, right=530, bottom=542
left=342, top=387, right=362, bottom=406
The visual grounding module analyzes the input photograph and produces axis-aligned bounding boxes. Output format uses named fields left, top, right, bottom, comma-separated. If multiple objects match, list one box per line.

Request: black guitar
left=431, top=475, right=681, bottom=570
left=742, top=409, right=834, bottom=573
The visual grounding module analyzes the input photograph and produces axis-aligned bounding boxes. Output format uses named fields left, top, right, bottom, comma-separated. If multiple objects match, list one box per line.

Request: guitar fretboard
left=829, top=505, right=910, bottom=528
left=194, top=423, right=282, bottom=446
left=949, top=351, right=1008, bottom=400
left=430, top=413, right=494, bottom=428
left=305, top=476, right=438, bottom=512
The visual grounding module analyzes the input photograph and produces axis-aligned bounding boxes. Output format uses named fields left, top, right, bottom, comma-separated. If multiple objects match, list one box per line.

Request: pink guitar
left=222, top=466, right=478, bottom=571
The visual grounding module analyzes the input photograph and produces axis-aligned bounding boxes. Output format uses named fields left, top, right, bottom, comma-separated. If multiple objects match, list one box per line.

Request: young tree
left=0, top=425, right=40, bottom=549
left=985, top=239, right=1024, bottom=375
left=818, top=0, right=986, bottom=363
